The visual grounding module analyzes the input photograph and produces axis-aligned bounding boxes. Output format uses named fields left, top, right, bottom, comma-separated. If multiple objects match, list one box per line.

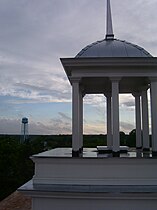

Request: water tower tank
left=22, top=117, right=28, bottom=124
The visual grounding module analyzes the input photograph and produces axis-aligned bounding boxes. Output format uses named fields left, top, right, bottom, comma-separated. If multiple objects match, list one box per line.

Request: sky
left=0, top=0, right=157, bottom=135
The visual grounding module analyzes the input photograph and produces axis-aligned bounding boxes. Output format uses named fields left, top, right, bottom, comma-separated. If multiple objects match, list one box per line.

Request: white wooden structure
left=61, top=57, right=157, bottom=156
left=19, top=148, right=157, bottom=210
left=61, top=0, right=157, bottom=157
left=19, top=1, right=157, bottom=209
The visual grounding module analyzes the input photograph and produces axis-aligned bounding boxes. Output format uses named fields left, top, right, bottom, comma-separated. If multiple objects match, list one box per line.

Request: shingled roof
left=0, top=191, right=31, bottom=210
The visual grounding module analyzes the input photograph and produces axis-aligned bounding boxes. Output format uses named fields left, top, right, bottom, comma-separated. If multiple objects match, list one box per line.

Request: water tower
left=20, top=117, right=29, bottom=143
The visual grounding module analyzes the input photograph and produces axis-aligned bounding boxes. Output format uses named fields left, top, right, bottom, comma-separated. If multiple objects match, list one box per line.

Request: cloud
left=0, top=0, right=156, bottom=104
left=58, top=112, right=71, bottom=121
left=84, top=120, right=106, bottom=135
left=0, top=0, right=156, bottom=134
left=29, top=120, right=71, bottom=135
left=0, top=118, right=21, bottom=134
left=0, top=112, right=72, bottom=135
left=0, top=112, right=136, bottom=135
left=119, top=94, right=135, bottom=111
left=120, top=121, right=135, bottom=134
left=84, top=94, right=106, bottom=107
left=0, top=63, right=71, bottom=103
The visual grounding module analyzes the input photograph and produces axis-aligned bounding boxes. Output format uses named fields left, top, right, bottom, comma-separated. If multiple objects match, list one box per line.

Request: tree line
left=0, top=131, right=138, bottom=201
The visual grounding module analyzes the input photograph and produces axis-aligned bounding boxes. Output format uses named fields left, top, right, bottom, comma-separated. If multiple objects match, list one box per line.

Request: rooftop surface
left=33, top=148, right=152, bottom=158
left=0, top=191, right=31, bottom=210
left=19, top=180, right=157, bottom=194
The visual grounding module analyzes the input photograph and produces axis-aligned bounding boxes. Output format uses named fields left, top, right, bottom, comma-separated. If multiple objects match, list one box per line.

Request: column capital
left=79, top=85, right=86, bottom=98
left=110, top=77, right=121, bottom=82
left=104, top=92, right=111, bottom=98
left=140, top=85, right=149, bottom=92
left=70, top=77, right=82, bottom=83
left=132, top=92, right=141, bottom=97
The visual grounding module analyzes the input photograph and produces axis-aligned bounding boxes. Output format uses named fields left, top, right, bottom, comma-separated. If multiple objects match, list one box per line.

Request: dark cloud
left=122, top=101, right=135, bottom=108
left=121, top=100, right=135, bottom=109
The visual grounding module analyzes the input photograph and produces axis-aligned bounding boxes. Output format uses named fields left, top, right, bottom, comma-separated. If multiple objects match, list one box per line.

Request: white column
left=111, top=78, right=120, bottom=155
left=79, top=89, right=84, bottom=153
left=133, top=93, right=142, bottom=149
left=72, top=78, right=81, bottom=157
left=141, top=89, right=150, bottom=151
left=106, top=94, right=112, bottom=149
left=150, top=78, right=157, bottom=156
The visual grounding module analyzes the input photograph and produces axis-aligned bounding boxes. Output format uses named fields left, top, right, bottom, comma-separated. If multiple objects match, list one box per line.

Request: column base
left=143, top=148, right=150, bottom=152
left=79, top=147, right=83, bottom=153
left=136, top=146, right=142, bottom=150
left=112, top=151, right=120, bottom=157
left=98, top=150, right=112, bottom=154
left=152, top=151, right=157, bottom=157
left=72, top=150, right=80, bottom=157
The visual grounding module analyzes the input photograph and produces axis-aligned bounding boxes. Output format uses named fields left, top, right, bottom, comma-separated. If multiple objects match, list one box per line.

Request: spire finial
left=106, top=0, right=114, bottom=40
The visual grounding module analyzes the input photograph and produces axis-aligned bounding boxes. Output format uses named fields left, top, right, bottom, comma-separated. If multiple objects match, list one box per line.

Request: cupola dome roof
left=76, top=0, right=152, bottom=58
left=76, top=39, right=152, bottom=58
